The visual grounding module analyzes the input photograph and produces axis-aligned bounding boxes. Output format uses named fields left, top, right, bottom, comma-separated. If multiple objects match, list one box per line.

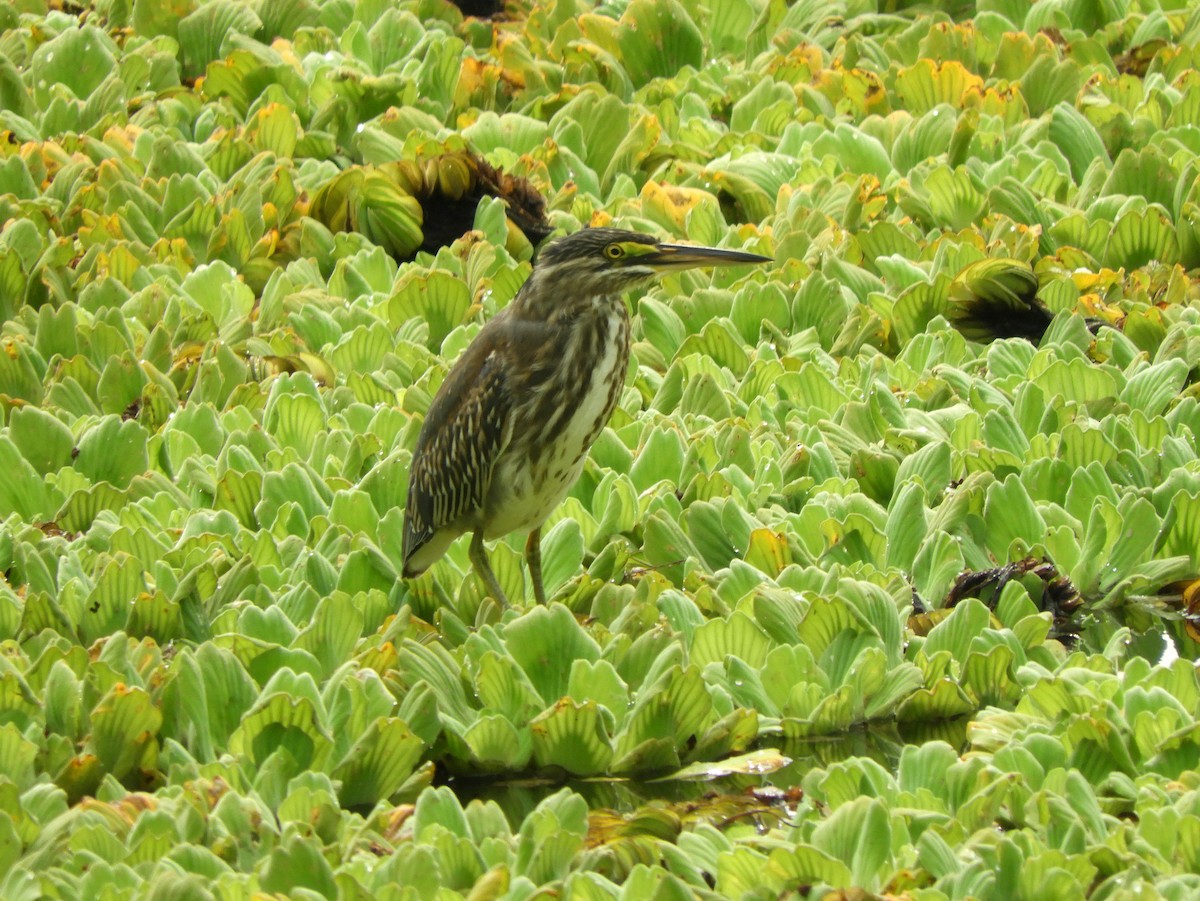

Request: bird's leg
left=526, top=528, right=547, bottom=605
left=469, top=531, right=510, bottom=607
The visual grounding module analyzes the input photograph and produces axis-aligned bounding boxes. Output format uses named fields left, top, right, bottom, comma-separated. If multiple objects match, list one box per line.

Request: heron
left=402, top=227, right=770, bottom=606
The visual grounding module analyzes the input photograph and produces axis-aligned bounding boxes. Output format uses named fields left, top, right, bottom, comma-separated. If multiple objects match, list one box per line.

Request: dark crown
left=536, top=227, right=657, bottom=267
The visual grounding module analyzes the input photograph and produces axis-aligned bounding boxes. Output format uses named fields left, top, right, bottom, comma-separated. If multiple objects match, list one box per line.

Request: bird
left=401, top=226, right=771, bottom=606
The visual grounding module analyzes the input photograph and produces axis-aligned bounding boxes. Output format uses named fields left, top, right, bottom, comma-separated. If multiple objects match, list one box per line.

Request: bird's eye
left=604, top=244, right=624, bottom=259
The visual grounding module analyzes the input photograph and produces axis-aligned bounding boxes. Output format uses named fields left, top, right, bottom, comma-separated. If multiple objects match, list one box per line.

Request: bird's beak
left=644, top=243, right=772, bottom=270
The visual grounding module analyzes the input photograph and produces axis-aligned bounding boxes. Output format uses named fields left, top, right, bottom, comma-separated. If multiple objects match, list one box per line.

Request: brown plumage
left=402, top=227, right=770, bottom=606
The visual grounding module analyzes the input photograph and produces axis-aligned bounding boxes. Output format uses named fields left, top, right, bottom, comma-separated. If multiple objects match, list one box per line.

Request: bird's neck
left=511, top=268, right=627, bottom=327
left=506, top=286, right=633, bottom=468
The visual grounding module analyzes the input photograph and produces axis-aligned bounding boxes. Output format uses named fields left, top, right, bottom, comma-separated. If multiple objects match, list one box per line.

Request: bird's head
left=525, top=227, right=771, bottom=304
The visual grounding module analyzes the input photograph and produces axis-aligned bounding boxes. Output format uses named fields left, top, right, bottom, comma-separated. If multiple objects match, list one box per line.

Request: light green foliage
left=1, top=0, right=1200, bottom=898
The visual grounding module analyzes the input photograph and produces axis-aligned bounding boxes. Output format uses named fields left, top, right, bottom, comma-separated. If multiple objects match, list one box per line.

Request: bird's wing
left=402, top=330, right=514, bottom=575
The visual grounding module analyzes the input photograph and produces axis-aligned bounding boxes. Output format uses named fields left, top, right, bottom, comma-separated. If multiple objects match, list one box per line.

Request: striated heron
left=402, top=227, right=771, bottom=606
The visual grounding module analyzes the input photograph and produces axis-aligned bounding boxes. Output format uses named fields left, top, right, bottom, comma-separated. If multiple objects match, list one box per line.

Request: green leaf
left=865, top=662, right=926, bottom=719
left=56, top=482, right=128, bottom=533
left=1104, top=497, right=1160, bottom=585
left=330, top=322, right=396, bottom=376
left=1120, top=359, right=1188, bottom=417
left=246, top=103, right=300, bottom=159
left=88, top=683, right=162, bottom=781
left=886, top=481, right=928, bottom=571
left=460, top=714, right=531, bottom=771
left=333, top=717, right=425, bottom=807
left=982, top=474, right=1046, bottom=560
left=463, top=113, right=550, bottom=159
left=228, top=691, right=331, bottom=772
left=80, top=553, right=146, bottom=643
left=676, top=319, right=750, bottom=376
left=0, top=437, right=59, bottom=520
left=474, top=651, right=544, bottom=724
left=213, top=469, right=263, bottom=528
left=639, top=298, right=687, bottom=358
left=295, top=596, right=364, bottom=677
left=397, top=640, right=475, bottom=731
left=683, top=500, right=742, bottom=571
left=629, top=427, right=685, bottom=490
left=540, top=518, right=585, bottom=599
left=504, top=603, right=600, bottom=705
left=255, top=0, right=319, bottom=39
left=259, top=833, right=337, bottom=901
left=529, top=699, right=612, bottom=775
left=1049, top=102, right=1109, bottom=180
left=0, top=724, right=38, bottom=792
left=1020, top=54, right=1085, bottom=117
left=613, top=0, right=702, bottom=86
left=132, top=0, right=196, bottom=36
left=963, top=644, right=1021, bottom=707
left=613, top=666, right=712, bottom=772
left=30, top=25, right=116, bottom=103
left=810, top=796, right=891, bottom=889
left=765, top=845, right=853, bottom=892
left=0, top=336, right=45, bottom=404
left=689, top=612, right=773, bottom=670
left=898, top=741, right=960, bottom=796
left=1104, top=148, right=1177, bottom=211
left=179, top=0, right=263, bottom=77
left=1103, top=207, right=1181, bottom=269
left=641, top=510, right=706, bottom=584
left=388, top=270, right=471, bottom=351
left=0, top=807, right=20, bottom=880
left=75, top=417, right=149, bottom=489
left=264, top=378, right=327, bottom=458
left=514, top=789, right=588, bottom=884
left=797, top=595, right=861, bottom=659
left=662, top=747, right=789, bottom=782
left=922, top=599, right=992, bottom=662
left=1159, top=492, right=1200, bottom=567
left=412, top=785, right=470, bottom=839
left=685, top=707, right=760, bottom=763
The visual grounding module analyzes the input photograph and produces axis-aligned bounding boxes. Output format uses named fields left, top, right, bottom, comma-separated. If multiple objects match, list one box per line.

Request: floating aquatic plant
left=1, top=0, right=1200, bottom=898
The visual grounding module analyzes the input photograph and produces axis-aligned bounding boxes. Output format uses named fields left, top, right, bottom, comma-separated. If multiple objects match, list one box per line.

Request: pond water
left=440, top=716, right=971, bottom=821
